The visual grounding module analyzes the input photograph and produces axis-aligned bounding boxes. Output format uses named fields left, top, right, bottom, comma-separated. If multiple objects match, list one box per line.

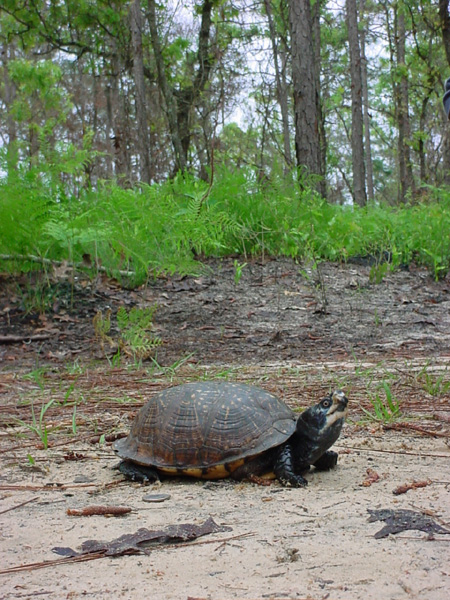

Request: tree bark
left=3, top=42, right=18, bottom=175
left=439, top=0, right=450, bottom=65
left=147, top=0, right=216, bottom=174
left=439, top=0, right=450, bottom=184
left=264, top=0, right=292, bottom=173
left=312, top=0, right=326, bottom=196
left=174, top=0, right=215, bottom=167
left=346, top=0, right=367, bottom=206
left=395, top=4, right=415, bottom=202
left=359, top=0, right=374, bottom=202
left=288, top=0, right=322, bottom=189
left=130, top=0, right=152, bottom=183
left=147, top=0, right=186, bottom=172
left=109, top=51, right=131, bottom=183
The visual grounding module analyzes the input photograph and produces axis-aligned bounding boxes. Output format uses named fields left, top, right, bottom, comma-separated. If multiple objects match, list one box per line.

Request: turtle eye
left=322, top=398, right=331, bottom=408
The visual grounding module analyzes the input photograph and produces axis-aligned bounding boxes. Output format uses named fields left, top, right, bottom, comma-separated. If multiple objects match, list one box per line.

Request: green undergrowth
left=1, top=164, right=450, bottom=286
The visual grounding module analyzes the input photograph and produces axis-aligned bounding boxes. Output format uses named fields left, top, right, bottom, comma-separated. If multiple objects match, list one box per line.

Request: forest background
left=1, top=0, right=450, bottom=286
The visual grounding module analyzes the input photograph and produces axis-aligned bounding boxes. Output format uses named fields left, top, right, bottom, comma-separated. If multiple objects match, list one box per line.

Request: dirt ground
left=0, top=258, right=449, bottom=600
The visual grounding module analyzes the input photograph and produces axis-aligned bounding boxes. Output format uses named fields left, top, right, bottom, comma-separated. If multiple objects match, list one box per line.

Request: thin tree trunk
left=439, top=0, right=450, bottom=183
left=147, top=0, right=186, bottom=172
left=359, top=0, right=374, bottom=202
left=174, top=0, right=215, bottom=167
left=147, top=0, right=216, bottom=174
left=104, top=65, right=115, bottom=179
left=312, top=0, right=326, bottom=195
left=396, top=4, right=415, bottom=202
left=109, top=52, right=130, bottom=183
left=439, top=0, right=450, bottom=65
left=130, top=0, right=152, bottom=183
left=346, top=0, right=367, bottom=206
left=418, top=95, right=431, bottom=183
left=288, top=0, right=322, bottom=188
left=3, top=43, right=18, bottom=175
left=264, top=0, right=292, bottom=173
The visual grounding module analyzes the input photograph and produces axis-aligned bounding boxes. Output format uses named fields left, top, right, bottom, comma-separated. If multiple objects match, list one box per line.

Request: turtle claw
left=283, top=476, right=308, bottom=488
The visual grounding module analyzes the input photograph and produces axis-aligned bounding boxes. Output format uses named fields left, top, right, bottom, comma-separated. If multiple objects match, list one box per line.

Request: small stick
left=337, top=446, right=449, bottom=459
left=0, top=479, right=124, bottom=492
left=0, top=334, right=51, bottom=344
left=0, top=496, right=39, bottom=515
left=383, top=423, right=449, bottom=438
left=0, top=533, right=254, bottom=575
left=0, top=552, right=105, bottom=575
left=67, top=505, right=131, bottom=517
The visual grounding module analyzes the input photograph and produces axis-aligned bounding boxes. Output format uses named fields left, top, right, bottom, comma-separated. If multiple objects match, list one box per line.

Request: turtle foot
left=313, top=450, right=338, bottom=471
left=118, top=461, right=159, bottom=483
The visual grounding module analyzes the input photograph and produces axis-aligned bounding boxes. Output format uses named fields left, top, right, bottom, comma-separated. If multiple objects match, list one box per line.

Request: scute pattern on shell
left=114, top=382, right=297, bottom=469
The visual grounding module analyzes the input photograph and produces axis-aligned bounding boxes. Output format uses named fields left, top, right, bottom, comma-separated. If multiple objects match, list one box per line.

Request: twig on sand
left=0, top=496, right=39, bottom=515
left=0, top=479, right=123, bottom=492
left=0, top=532, right=253, bottom=576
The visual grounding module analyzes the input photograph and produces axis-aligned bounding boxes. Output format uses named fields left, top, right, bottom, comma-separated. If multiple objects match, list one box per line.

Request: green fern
left=116, top=306, right=161, bottom=361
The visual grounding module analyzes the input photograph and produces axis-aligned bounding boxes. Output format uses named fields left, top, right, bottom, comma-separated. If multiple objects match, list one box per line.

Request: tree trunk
left=130, top=0, right=152, bottom=183
left=439, top=0, right=450, bottom=184
left=346, top=0, right=366, bottom=206
left=395, top=4, right=415, bottom=202
left=312, top=0, right=326, bottom=196
left=418, top=98, right=426, bottom=182
left=288, top=0, right=322, bottom=189
left=359, top=0, right=374, bottom=202
left=264, top=0, right=292, bottom=173
left=174, top=0, right=215, bottom=168
left=147, top=0, right=216, bottom=174
left=3, top=43, right=18, bottom=175
left=439, top=0, right=450, bottom=65
left=147, top=0, right=186, bottom=172
left=109, top=52, right=131, bottom=183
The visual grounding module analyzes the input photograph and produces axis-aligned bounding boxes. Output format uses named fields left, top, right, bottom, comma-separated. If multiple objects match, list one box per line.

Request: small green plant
left=117, top=305, right=161, bottom=362
left=71, top=404, right=77, bottom=434
left=63, top=382, right=75, bottom=405
left=148, top=352, right=194, bottom=380
left=361, top=382, right=401, bottom=422
left=17, top=279, right=56, bottom=315
left=23, top=367, right=48, bottom=391
left=417, top=368, right=450, bottom=396
left=233, top=259, right=247, bottom=285
left=65, top=358, right=85, bottom=375
left=93, top=308, right=114, bottom=350
left=16, top=397, right=58, bottom=449
left=369, top=262, right=390, bottom=284
left=108, top=347, right=122, bottom=368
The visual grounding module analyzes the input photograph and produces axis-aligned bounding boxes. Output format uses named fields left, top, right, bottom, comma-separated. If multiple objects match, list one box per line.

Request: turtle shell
left=113, top=382, right=297, bottom=479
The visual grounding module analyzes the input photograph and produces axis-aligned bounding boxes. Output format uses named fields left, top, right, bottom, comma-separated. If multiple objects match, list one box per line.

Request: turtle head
left=296, top=390, right=348, bottom=441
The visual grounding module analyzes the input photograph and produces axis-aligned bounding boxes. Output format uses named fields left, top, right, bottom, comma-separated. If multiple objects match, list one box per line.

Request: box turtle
left=113, top=382, right=348, bottom=487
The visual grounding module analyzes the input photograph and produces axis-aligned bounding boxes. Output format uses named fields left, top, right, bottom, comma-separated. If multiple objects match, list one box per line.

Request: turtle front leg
left=274, top=444, right=309, bottom=487
left=118, top=460, right=160, bottom=483
left=313, top=450, right=338, bottom=471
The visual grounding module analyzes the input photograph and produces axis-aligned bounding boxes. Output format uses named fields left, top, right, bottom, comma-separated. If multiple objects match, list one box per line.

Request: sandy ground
left=1, top=260, right=449, bottom=599
left=1, top=399, right=449, bottom=600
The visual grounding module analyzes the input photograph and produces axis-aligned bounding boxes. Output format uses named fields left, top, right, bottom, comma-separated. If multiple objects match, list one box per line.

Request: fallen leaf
left=368, top=508, right=450, bottom=539
left=361, top=468, right=380, bottom=487
left=392, top=480, right=430, bottom=495
left=53, top=517, right=231, bottom=558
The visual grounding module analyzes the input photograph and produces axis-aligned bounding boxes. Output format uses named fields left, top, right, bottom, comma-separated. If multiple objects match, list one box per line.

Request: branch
left=0, top=254, right=135, bottom=277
